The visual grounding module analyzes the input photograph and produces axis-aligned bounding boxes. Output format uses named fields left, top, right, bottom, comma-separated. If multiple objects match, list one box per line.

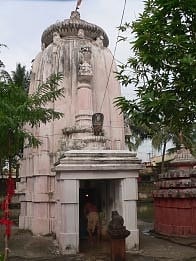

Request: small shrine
left=17, top=10, right=142, bottom=254
left=153, top=146, right=196, bottom=236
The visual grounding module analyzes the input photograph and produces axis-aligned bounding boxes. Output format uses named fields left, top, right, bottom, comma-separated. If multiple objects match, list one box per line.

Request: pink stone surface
left=17, top=12, right=141, bottom=253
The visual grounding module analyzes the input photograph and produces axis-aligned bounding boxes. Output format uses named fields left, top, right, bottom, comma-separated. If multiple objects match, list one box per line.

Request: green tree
left=115, top=0, right=196, bottom=170
left=0, top=61, right=64, bottom=173
left=0, top=63, right=30, bottom=92
left=12, top=63, right=30, bottom=92
left=125, top=117, right=180, bottom=172
left=0, top=44, right=6, bottom=68
left=0, top=63, right=31, bottom=176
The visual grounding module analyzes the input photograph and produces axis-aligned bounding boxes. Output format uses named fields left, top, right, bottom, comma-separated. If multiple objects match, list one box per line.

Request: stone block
left=60, top=180, right=79, bottom=203
left=31, top=217, right=50, bottom=235
left=59, top=232, right=79, bottom=254
left=122, top=178, right=138, bottom=200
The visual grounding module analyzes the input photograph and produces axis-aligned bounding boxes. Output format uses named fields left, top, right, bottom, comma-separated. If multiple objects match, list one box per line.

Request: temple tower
left=18, top=11, right=141, bottom=254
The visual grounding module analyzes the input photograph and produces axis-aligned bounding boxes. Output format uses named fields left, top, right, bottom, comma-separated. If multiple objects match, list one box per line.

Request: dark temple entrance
left=79, top=179, right=121, bottom=255
left=79, top=184, right=102, bottom=240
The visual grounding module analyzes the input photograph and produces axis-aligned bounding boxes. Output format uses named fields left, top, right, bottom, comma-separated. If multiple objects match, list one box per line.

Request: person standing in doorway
left=84, top=200, right=101, bottom=244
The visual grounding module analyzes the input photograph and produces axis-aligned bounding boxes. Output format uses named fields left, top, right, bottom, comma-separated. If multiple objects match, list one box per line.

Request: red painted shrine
left=153, top=146, right=196, bottom=236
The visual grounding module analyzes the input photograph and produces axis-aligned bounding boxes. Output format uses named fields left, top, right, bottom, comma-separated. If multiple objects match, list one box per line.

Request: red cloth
left=0, top=175, right=15, bottom=238
left=1, top=196, right=9, bottom=212
left=6, top=176, right=15, bottom=198
left=84, top=202, right=98, bottom=215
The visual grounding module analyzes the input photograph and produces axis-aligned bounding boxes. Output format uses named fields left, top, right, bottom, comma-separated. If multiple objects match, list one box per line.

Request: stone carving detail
left=108, top=211, right=130, bottom=239
left=79, top=61, right=92, bottom=76
left=41, top=11, right=109, bottom=48
left=78, top=46, right=93, bottom=80
left=80, top=47, right=91, bottom=61
left=78, top=29, right=84, bottom=37
left=92, top=113, right=104, bottom=136
left=70, top=10, right=80, bottom=20
left=41, top=42, right=45, bottom=51
left=53, top=32, right=61, bottom=45
left=52, top=32, right=61, bottom=53
left=95, top=35, right=104, bottom=48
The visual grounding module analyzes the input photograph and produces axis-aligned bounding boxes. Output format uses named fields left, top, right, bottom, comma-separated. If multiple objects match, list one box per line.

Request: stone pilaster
left=121, top=178, right=139, bottom=250
left=76, top=46, right=93, bottom=128
left=57, top=179, right=80, bottom=254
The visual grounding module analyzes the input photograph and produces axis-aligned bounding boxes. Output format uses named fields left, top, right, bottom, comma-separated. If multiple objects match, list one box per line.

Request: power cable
left=99, top=0, right=127, bottom=112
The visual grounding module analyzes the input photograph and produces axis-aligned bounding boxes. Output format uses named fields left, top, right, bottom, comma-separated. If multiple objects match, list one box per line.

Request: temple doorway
left=79, top=179, right=122, bottom=253
left=79, top=187, right=101, bottom=240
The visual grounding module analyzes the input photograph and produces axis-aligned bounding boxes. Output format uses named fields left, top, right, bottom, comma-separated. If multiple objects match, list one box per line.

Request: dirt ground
left=0, top=221, right=196, bottom=261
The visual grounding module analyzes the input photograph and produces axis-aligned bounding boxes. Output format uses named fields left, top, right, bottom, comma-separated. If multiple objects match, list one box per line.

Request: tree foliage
left=3, top=63, right=30, bottom=92
left=0, top=56, right=64, bottom=166
left=115, top=0, right=196, bottom=157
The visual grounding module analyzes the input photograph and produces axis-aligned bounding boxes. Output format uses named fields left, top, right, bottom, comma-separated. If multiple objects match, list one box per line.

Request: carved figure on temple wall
left=78, top=46, right=93, bottom=77
left=52, top=32, right=61, bottom=53
left=53, top=32, right=61, bottom=45
left=80, top=46, right=91, bottom=63
left=79, top=61, right=92, bottom=76
left=95, top=35, right=104, bottom=48
left=78, top=29, right=84, bottom=37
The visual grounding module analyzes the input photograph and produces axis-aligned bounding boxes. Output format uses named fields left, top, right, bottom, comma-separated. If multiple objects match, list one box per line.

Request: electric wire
left=99, top=0, right=127, bottom=112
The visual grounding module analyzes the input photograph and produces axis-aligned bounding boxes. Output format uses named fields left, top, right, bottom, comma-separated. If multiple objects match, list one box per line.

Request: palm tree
left=125, top=118, right=195, bottom=173
left=125, top=120, right=168, bottom=172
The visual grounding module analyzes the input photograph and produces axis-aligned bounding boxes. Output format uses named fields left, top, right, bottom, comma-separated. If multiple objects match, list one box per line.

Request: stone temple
left=18, top=11, right=142, bottom=254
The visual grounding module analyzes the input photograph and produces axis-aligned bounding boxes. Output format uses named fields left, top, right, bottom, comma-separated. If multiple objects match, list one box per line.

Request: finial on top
left=70, top=10, right=80, bottom=20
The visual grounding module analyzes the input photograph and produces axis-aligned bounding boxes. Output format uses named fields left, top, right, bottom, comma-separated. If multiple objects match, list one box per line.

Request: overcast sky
left=0, top=0, right=144, bottom=71
left=0, top=0, right=155, bottom=161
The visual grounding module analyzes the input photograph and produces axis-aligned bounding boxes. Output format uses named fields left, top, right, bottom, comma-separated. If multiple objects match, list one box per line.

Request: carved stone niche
left=78, top=46, right=93, bottom=82
left=92, top=113, right=104, bottom=136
